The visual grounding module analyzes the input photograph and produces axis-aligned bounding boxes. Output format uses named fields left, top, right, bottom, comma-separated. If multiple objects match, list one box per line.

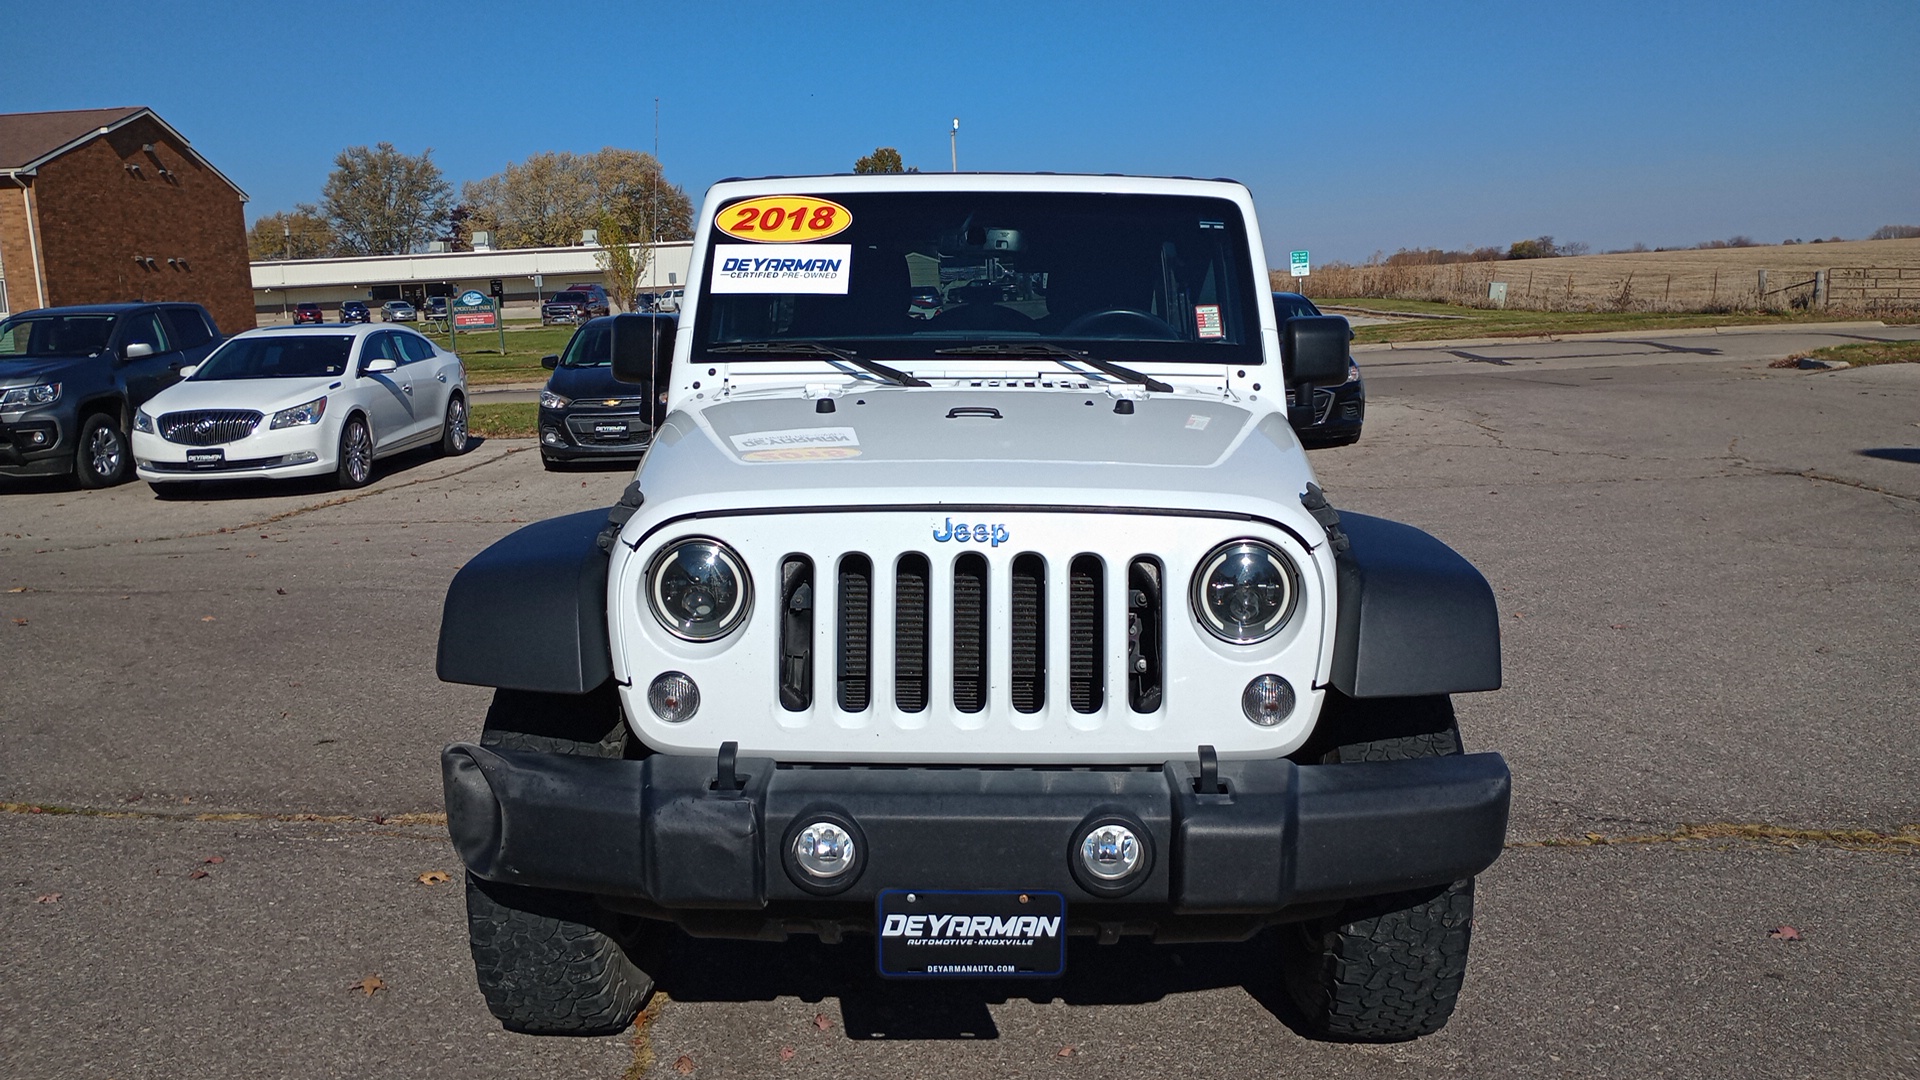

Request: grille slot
left=159, top=410, right=262, bottom=446
left=952, top=554, right=988, bottom=713
left=1128, top=557, right=1165, bottom=713
left=1069, top=555, right=1105, bottom=713
left=894, top=554, right=929, bottom=712
left=837, top=555, right=872, bottom=711
left=778, top=556, right=813, bottom=711
left=1010, top=554, right=1045, bottom=713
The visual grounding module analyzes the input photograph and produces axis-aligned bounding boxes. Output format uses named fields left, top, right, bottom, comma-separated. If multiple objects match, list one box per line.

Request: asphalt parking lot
left=3, top=323, right=1917, bottom=1079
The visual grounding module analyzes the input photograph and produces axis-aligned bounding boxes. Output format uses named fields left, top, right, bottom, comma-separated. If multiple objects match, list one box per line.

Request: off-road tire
left=465, top=682, right=656, bottom=1035
left=1280, top=692, right=1476, bottom=1041
left=75, top=412, right=132, bottom=488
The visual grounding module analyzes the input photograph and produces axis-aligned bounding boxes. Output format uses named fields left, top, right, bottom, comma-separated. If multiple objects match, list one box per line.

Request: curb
left=1351, top=320, right=1892, bottom=353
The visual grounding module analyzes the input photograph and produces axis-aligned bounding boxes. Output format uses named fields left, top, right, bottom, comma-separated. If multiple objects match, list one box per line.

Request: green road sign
left=1290, top=250, right=1310, bottom=278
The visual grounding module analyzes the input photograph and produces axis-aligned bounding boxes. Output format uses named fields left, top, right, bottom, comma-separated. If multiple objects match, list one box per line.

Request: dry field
left=1285, top=236, right=1920, bottom=314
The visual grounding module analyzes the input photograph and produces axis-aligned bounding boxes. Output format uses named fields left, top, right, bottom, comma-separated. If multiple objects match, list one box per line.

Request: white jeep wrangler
left=438, top=173, right=1509, bottom=1042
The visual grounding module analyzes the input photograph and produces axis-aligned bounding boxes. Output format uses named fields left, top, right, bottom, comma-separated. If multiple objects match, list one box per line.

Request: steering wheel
left=1059, top=309, right=1183, bottom=340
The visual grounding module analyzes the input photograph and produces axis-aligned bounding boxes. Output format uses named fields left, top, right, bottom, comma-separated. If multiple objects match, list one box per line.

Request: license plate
left=594, top=422, right=627, bottom=434
left=186, top=449, right=224, bottom=466
left=876, top=889, right=1065, bottom=978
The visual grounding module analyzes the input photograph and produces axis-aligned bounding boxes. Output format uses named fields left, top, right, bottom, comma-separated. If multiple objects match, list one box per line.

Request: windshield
left=559, top=321, right=611, bottom=367
left=193, top=335, right=354, bottom=380
left=693, top=191, right=1262, bottom=364
left=0, top=314, right=117, bottom=360
left=552, top=292, right=589, bottom=304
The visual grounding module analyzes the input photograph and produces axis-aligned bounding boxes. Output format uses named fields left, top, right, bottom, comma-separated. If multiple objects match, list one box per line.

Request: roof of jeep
left=714, top=171, right=1243, bottom=184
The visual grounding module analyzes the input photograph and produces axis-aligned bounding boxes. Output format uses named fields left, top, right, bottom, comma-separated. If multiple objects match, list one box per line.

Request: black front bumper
left=0, top=415, right=71, bottom=475
left=443, top=744, right=1509, bottom=923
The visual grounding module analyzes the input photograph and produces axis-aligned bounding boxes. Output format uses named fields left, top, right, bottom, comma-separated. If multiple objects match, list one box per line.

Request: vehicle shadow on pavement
left=647, top=929, right=1315, bottom=1041
left=1859, top=447, right=1920, bottom=464
left=140, top=442, right=484, bottom=500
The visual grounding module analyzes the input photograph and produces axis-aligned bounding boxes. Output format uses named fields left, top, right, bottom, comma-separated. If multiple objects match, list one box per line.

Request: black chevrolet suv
left=537, top=315, right=670, bottom=469
left=0, top=303, right=223, bottom=487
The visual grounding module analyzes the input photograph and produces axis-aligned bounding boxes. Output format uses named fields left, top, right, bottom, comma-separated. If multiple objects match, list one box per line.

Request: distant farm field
left=1282, top=237, right=1920, bottom=314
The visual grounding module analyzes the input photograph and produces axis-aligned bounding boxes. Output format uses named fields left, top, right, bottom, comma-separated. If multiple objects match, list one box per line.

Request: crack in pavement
left=2, top=446, right=537, bottom=556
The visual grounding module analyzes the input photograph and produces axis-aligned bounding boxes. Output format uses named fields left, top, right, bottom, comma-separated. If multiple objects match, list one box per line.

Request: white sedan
left=131, top=324, right=469, bottom=494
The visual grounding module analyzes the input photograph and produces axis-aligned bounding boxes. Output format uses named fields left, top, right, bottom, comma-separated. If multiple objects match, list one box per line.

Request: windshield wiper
left=707, top=341, right=929, bottom=387
left=933, top=343, right=1173, bottom=394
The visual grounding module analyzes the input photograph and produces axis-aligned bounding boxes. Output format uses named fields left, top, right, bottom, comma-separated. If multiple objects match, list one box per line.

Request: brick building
left=0, top=107, right=254, bottom=334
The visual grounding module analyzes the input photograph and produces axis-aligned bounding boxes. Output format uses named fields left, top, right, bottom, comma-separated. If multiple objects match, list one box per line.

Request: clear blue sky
left=8, top=0, right=1915, bottom=264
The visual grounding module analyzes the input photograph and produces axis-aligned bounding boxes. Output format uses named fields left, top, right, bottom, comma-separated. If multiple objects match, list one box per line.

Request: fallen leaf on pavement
left=200, top=616, right=216, bottom=622
left=1770, top=926, right=1803, bottom=941
left=188, top=869, right=209, bottom=880
left=276, top=588, right=287, bottom=595
left=10, top=618, right=25, bottom=626
left=1056, top=1046, right=1076, bottom=1058
left=36, top=893, right=61, bottom=903
left=352, top=975, right=385, bottom=996
left=812, top=1013, right=832, bottom=1031
left=203, top=856, right=224, bottom=864
left=6, top=586, right=26, bottom=593
left=673, top=1054, right=695, bottom=1074
left=417, top=871, right=450, bottom=885
left=778, top=1046, right=795, bottom=1062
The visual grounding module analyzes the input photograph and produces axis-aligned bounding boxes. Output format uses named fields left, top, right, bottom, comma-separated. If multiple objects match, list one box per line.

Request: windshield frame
left=688, top=189, right=1267, bottom=367
left=188, top=332, right=357, bottom=381
left=0, top=313, right=120, bottom=361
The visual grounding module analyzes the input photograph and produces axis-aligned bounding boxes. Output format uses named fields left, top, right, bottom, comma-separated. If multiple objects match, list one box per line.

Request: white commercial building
left=249, top=242, right=692, bottom=325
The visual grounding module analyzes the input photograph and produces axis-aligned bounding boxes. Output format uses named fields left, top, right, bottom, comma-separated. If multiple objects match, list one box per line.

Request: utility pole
left=950, top=117, right=959, bottom=172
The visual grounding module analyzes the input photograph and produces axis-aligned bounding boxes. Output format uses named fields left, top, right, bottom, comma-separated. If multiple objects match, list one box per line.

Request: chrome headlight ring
left=646, top=537, right=752, bottom=642
left=1190, top=540, right=1299, bottom=645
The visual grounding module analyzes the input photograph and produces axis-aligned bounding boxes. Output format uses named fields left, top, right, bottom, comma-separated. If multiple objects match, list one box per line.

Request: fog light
left=541, top=429, right=563, bottom=445
left=1242, top=675, right=1295, bottom=726
left=26, top=430, right=49, bottom=446
left=1078, top=824, right=1142, bottom=881
left=648, top=671, right=699, bottom=722
left=793, top=821, right=856, bottom=880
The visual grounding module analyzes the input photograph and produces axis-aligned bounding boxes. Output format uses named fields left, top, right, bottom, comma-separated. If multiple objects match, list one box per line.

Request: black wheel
left=440, top=394, right=470, bottom=456
left=336, top=416, right=374, bottom=489
left=465, top=684, right=657, bottom=1035
left=75, top=413, right=132, bottom=488
left=1279, top=692, right=1476, bottom=1041
left=149, top=481, right=200, bottom=500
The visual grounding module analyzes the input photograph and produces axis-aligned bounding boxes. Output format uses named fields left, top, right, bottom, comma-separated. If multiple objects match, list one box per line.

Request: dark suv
left=541, top=285, right=611, bottom=325
left=536, top=314, right=671, bottom=469
left=1274, top=292, right=1365, bottom=448
left=0, top=303, right=223, bottom=487
left=340, top=300, right=371, bottom=324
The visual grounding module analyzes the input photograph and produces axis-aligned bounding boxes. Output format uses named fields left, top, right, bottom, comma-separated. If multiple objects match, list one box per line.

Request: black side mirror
left=540, top=354, right=559, bottom=370
left=610, top=313, right=676, bottom=385
left=1281, top=315, right=1350, bottom=387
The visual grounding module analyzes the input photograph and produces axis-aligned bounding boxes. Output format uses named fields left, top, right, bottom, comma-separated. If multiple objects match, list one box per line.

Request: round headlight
left=1191, top=540, right=1297, bottom=644
left=647, top=538, right=751, bottom=641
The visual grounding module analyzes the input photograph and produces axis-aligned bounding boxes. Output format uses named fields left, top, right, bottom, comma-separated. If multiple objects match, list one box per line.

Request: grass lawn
left=1318, top=298, right=1882, bottom=345
left=441, top=322, right=578, bottom=385
left=1792, top=339, right=1920, bottom=366
left=470, top=402, right=538, bottom=439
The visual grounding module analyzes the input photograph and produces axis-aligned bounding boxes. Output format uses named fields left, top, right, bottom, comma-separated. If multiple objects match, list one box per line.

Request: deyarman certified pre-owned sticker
left=718, top=196, right=853, bottom=242
left=712, top=244, right=852, bottom=294
left=729, top=426, right=862, bottom=461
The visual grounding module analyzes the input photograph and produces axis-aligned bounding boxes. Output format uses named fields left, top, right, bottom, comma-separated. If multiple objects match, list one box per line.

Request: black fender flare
left=1329, top=512, right=1501, bottom=698
left=437, top=509, right=613, bottom=694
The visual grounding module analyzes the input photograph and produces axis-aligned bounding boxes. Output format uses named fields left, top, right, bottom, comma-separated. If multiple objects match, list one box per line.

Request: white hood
left=142, top=375, right=340, bottom=417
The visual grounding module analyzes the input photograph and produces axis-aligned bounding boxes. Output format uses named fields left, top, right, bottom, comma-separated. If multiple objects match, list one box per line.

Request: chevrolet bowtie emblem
left=603, top=399, right=622, bottom=406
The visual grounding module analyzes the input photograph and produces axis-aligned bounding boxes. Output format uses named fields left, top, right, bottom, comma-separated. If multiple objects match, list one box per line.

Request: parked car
left=650, top=288, right=683, bottom=314
left=380, top=301, right=417, bottom=323
left=536, top=314, right=671, bottom=470
left=131, top=323, right=468, bottom=494
left=0, top=302, right=222, bottom=486
left=541, top=288, right=608, bottom=325
left=421, top=296, right=450, bottom=325
left=1273, top=292, right=1364, bottom=448
left=908, top=287, right=944, bottom=320
left=340, top=301, right=371, bottom=324
left=293, top=303, right=324, bottom=325
left=564, top=283, right=613, bottom=314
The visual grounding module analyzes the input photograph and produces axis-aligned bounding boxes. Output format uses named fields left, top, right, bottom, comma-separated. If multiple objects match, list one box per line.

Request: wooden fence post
left=1814, top=270, right=1827, bottom=307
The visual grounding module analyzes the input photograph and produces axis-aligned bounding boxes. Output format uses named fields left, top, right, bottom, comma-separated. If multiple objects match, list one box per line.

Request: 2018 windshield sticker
left=729, top=426, right=861, bottom=462
left=711, top=244, right=852, bottom=294
left=718, top=196, right=853, bottom=242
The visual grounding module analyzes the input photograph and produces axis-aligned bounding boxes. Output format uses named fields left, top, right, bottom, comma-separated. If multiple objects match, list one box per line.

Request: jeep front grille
left=159, top=410, right=263, bottom=446
left=777, top=549, right=1162, bottom=717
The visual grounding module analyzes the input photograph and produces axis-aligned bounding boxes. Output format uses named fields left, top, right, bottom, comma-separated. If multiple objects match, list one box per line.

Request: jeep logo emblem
left=933, top=518, right=1009, bottom=547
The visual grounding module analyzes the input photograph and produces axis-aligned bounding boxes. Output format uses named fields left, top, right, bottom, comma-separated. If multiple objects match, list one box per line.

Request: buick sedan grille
left=160, top=410, right=263, bottom=446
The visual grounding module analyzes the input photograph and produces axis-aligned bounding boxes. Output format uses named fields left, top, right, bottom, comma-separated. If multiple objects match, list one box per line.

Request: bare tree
left=247, top=204, right=335, bottom=260
left=321, top=143, right=452, bottom=255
